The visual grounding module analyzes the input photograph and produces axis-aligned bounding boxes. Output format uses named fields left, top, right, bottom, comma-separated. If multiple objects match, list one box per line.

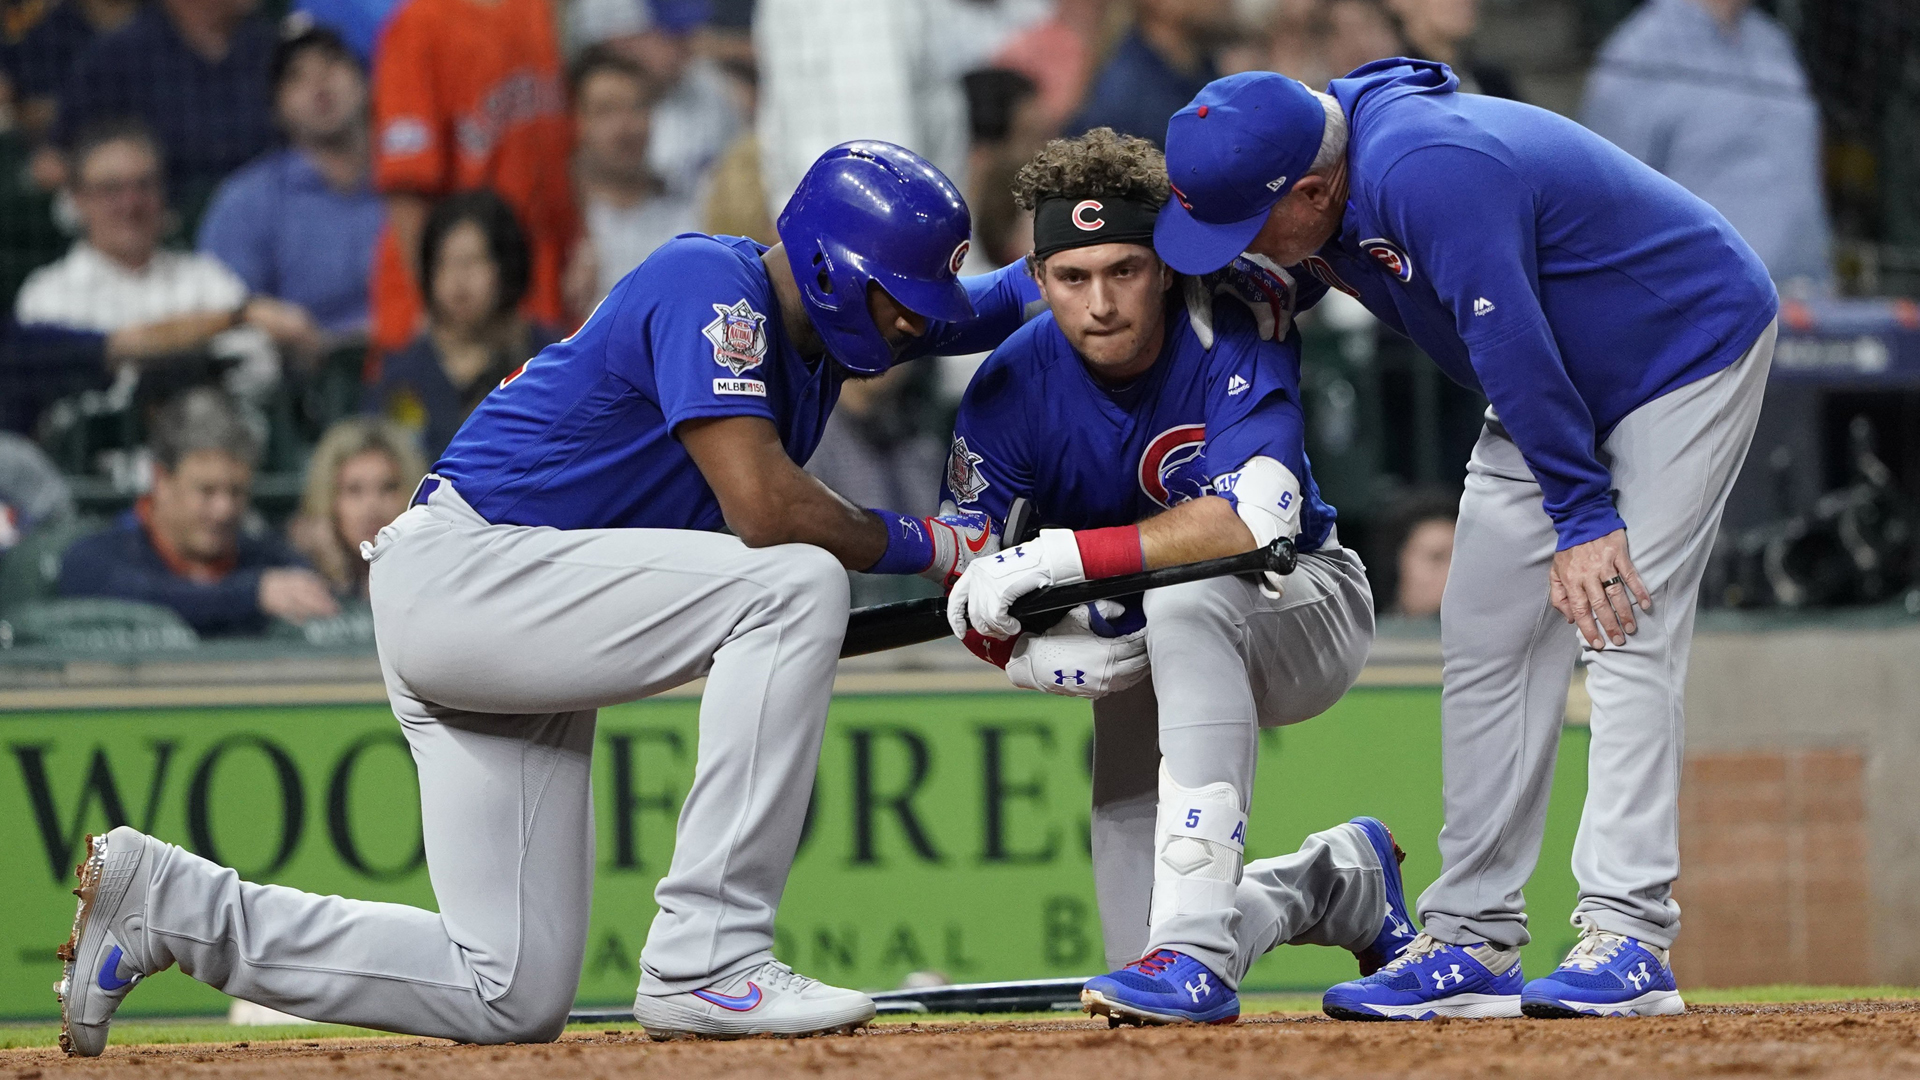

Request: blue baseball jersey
left=433, top=234, right=1038, bottom=531
left=942, top=297, right=1336, bottom=552
left=1287, top=59, right=1777, bottom=550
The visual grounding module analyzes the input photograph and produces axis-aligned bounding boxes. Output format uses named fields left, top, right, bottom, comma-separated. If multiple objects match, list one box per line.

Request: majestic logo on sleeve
left=1139, top=424, right=1211, bottom=508
left=1360, top=237, right=1414, bottom=282
left=703, top=299, right=769, bottom=376
left=946, top=436, right=990, bottom=504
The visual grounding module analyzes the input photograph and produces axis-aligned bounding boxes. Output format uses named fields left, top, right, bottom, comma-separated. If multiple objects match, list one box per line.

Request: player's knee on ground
left=467, top=982, right=577, bottom=1044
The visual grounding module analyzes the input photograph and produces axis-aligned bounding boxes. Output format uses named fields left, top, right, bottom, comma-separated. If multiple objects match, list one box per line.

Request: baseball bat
left=840, top=535, right=1298, bottom=658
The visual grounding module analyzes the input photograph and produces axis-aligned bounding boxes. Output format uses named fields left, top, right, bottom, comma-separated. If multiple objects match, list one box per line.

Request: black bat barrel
left=839, top=537, right=1297, bottom=658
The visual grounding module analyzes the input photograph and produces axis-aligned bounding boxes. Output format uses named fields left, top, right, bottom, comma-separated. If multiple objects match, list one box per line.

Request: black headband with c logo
left=1033, top=195, right=1161, bottom=260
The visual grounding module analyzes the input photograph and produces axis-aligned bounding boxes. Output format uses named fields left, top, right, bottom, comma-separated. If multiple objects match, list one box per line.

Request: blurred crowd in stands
left=0, top=0, right=1851, bottom=644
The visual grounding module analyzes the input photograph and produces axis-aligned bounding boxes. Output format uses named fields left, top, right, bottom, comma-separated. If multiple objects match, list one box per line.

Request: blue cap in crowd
left=1155, top=72, right=1329, bottom=275
left=650, top=0, right=711, bottom=33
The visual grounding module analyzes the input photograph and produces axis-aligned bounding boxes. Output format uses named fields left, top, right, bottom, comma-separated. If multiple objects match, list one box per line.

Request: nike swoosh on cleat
left=97, top=946, right=134, bottom=992
left=691, top=982, right=762, bottom=1011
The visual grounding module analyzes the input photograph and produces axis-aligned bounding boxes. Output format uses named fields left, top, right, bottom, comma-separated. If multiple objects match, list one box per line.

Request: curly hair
left=1011, top=127, right=1170, bottom=213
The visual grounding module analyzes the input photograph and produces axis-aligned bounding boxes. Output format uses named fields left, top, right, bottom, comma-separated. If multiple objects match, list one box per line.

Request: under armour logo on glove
left=1053, top=669, right=1087, bottom=685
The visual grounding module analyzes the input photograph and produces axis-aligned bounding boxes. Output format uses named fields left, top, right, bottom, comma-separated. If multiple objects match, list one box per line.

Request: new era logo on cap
left=1155, top=72, right=1330, bottom=275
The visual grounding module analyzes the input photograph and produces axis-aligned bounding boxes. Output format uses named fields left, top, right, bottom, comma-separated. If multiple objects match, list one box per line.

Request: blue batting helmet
left=777, top=141, right=975, bottom=375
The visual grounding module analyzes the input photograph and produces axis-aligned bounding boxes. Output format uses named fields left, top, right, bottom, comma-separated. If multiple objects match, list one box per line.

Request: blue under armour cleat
left=1348, top=817, right=1417, bottom=976
left=1082, top=950, right=1239, bottom=1026
left=1323, top=933, right=1523, bottom=1020
left=1521, top=925, right=1685, bottom=1018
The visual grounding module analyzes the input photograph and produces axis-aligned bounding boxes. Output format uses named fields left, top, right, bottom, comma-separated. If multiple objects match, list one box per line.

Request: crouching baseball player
left=1156, top=64, right=1778, bottom=1019
left=55, top=142, right=1040, bottom=1055
left=941, top=129, right=1413, bottom=1027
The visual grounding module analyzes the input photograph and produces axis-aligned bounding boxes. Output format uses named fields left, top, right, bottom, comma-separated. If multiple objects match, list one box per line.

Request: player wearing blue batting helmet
left=777, top=141, right=977, bottom=375
left=48, top=135, right=1047, bottom=1056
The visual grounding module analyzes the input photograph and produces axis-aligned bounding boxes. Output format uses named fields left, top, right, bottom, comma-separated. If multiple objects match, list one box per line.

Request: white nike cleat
left=56, top=827, right=164, bottom=1056
left=631, top=960, right=875, bottom=1040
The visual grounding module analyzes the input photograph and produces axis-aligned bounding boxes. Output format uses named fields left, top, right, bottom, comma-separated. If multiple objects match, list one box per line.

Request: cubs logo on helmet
left=1360, top=238, right=1414, bottom=283
left=1139, top=424, right=1211, bottom=508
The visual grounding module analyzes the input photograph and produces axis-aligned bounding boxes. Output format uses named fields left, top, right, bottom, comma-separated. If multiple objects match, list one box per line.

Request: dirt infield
left=6, top=1000, right=1920, bottom=1080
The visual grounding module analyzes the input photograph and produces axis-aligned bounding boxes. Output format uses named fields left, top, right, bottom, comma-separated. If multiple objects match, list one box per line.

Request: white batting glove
left=1005, top=601, right=1149, bottom=699
left=919, top=506, right=998, bottom=588
left=946, top=528, right=1086, bottom=640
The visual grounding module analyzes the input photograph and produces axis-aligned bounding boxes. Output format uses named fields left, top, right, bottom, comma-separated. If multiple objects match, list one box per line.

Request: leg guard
left=1146, top=764, right=1247, bottom=977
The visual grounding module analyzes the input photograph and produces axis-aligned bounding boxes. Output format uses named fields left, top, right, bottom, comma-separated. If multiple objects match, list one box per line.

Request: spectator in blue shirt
left=1581, top=0, right=1832, bottom=289
left=198, top=20, right=386, bottom=337
left=50, top=0, right=279, bottom=221
left=58, top=387, right=340, bottom=636
left=1067, top=0, right=1234, bottom=148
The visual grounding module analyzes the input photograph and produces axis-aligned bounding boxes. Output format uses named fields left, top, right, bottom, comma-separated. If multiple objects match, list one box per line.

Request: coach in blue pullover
left=1156, top=61, right=1778, bottom=1020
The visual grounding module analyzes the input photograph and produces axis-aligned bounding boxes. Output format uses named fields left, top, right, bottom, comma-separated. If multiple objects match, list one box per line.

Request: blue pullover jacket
left=1294, top=60, right=1777, bottom=548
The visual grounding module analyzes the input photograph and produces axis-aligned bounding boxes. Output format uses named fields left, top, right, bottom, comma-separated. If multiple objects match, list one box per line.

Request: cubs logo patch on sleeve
left=1360, top=238, right=1415, bottom=283
left=1138, top=424, right=1211, bottom=508
left=703, top=299, right=770, bottom=375
left=946, top=436, right=990, bottom=504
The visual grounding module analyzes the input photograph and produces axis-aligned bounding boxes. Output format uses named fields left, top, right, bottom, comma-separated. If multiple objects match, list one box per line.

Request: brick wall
left=1674, top=749, right=1872, bottom=987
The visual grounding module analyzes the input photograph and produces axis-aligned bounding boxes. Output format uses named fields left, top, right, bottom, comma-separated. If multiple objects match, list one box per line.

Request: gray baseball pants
left=1419, top=321, right=1776, bottom=951
left=122, top=481, right=847, bottom=1041
left=1089, top=544, right=1378, bottom=982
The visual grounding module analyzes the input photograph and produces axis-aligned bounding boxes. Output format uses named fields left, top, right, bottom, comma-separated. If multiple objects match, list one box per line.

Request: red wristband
left=1075, top=525, right=1145, bottom=580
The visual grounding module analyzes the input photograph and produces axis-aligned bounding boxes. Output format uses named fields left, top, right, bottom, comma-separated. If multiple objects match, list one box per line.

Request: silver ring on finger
left=1602, top=575, right=1625, bottom=590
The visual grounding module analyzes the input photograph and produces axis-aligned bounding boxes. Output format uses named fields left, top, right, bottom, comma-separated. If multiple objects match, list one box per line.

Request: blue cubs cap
left=1155, top=72, right=1328, bottom=275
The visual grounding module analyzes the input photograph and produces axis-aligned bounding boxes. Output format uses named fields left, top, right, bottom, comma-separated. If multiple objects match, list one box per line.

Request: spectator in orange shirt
left=366, top=0, right=576, bottom=355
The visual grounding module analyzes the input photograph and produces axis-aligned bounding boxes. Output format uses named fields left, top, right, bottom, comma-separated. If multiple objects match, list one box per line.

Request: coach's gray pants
left=128, top=482, right=847, bottom=1041
left=1089, top=544, right=1376, bottom=983
left=1419, top=322, right=1776, bottom=951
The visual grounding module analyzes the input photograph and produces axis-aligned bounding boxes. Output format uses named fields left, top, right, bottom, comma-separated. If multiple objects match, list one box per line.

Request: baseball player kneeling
left=941, top=129, right=1414, bottom=1027
left=54, top=143, right=1039, bottom=1055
